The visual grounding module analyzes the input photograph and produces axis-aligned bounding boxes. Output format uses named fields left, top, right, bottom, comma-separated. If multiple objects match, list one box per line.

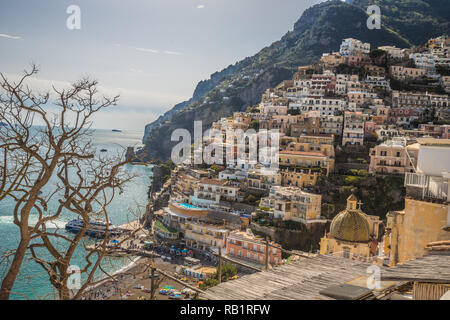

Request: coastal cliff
left=141, top=0, right=449, bottom=161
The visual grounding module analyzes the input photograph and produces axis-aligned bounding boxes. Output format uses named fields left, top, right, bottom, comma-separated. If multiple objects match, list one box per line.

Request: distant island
left=112, top=129, right=122, bottom=132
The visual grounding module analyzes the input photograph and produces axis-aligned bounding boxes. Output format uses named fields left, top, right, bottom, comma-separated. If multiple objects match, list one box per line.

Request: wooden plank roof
left=380, top=254, right=450, bottom=283
left=201, top=255, right=374, bottom=300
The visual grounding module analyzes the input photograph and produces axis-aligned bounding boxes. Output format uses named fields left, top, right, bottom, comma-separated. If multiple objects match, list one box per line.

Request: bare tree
left=0, top=65, right=141, bottom=299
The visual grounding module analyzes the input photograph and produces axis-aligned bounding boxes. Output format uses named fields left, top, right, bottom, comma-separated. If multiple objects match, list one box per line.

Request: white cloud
left=0, top=33, right=22, bottom=40
left=0, top=72, right=189, bottom=129
left=136, top=47, right=159, bottom=54
left=164, top=50, right=182, bottom=56
left=197, top=5, right=205, bottom=9
left=129, top=68, right=144, bottom=74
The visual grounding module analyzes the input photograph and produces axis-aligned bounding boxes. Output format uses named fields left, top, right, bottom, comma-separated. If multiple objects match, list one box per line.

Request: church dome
left=329, top=195, right=370, bottom=243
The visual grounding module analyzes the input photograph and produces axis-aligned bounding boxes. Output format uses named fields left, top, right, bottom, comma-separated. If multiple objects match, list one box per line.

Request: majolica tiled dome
left=329, top=195, right=370, bottom=243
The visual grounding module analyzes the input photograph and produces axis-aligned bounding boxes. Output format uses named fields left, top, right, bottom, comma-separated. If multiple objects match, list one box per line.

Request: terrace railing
left=404, top=172, right=448, bottom=201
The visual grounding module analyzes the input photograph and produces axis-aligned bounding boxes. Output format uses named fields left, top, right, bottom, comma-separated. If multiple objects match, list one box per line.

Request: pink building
left=347, top=54, right=371, bottom=67
left=387, top=108, right=415, bottom=126
left=225, top=231, right=282, bottom=266
left=365, top=121, right=376, bottom=135
left=369, top=139, right=419, bottom=174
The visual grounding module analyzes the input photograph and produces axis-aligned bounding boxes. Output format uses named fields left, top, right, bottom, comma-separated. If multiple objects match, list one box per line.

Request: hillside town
left=130, top=35, right=450, bottom=300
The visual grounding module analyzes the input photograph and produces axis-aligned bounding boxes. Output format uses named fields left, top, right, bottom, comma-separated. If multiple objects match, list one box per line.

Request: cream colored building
left=390, top=66, right=426, bottom=80
left=184, top=221, right=230, bottom=250
left=369, top=138, right=419, bottom=175
left=384, top=138, right=450, bottom=266
left=259, top=186, right=322, bottom=222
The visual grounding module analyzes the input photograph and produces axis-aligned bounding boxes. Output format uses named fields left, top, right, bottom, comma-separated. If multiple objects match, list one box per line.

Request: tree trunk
left=0, top=236, right=30, bottom=300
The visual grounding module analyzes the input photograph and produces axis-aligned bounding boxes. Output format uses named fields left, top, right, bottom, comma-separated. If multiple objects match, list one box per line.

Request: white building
left=192, top=178, right=241, bottom=205
left=378, top=46, right=405, bottom=59
left=298, top=97, right=346, bottom=116
left=410, top=53, right=436, bottom=72
left=340, top=38, right=371, bottom=57
left=342, top=111, right=366, bottom=146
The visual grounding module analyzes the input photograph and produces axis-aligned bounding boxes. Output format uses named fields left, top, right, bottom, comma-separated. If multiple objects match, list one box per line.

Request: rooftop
left=279, top=150, right=326, bottom=157
left=201, top=255, right=374, bottom=300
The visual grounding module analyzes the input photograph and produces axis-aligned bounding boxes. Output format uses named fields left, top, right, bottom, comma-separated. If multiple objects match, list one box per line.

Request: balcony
left=405, top=173, right=448, bottom=201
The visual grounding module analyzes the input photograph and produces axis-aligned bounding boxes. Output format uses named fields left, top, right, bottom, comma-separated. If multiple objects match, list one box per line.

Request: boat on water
left=100, top=148, right=107, bottom=152
left=65, top=219, right=123, bottom=238
left=111, top=129, right=122, bottom=132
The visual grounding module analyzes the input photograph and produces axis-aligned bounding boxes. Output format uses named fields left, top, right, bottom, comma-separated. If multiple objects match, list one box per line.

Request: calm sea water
left=0, top=129, right=152, bottom=300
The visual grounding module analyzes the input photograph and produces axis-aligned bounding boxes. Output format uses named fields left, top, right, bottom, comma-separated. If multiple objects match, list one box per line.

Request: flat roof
left=417, top=138, right=450, bottom=146
left=280, top=150, right=327, bottom=157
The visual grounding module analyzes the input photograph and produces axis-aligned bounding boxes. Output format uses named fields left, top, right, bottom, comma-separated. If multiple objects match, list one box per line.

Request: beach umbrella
left=111, top=240, right=119, bottom=244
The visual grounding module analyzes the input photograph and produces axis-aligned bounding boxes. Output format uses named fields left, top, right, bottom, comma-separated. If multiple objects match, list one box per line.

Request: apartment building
left=390, top=66, right=426, bottom=80
left=347, top=54, right=371, bottom=67
left=369, top=138, right=418, bottom=174
left=387, top=108, right=416, bottom=126
left=298, top=97, right=346, bottom=115
left=319, top=115, right=343, bottom=136
left=308, top=71, right=336, bottom=97
left=280, top=168, right=319, bottom=188
left=279, top=150, right=330, bottom=173
left=289, top=115, right=321, bottom=136
left=335, top=74, right=359, bottom=95
left=364, top=65, right=386, bottom=77
left=342, top=111, right=366, bottom=146
left=441, top=76, right=450, bottom=93
left=392, top=90, right=450, bottom=111
left=340, top=38, right=371, bottom=57
left=410, top=52, right=436, bottom=71
left=225, top=231, right=282, bottom=266
left=280, top=134, right=335, bottom=173
left=260, top=102, right=288, bottom=115
left=184, top=221, right=230, bottom=250
left=378, top=46, right=405, bottom=59
left=259, top=186, right=322, bottom=222
left=246, top=167, right=281, bottom=191
left=347, top=91, right=379, bottom=107
left=320, top=52, right=346, bottom=68
left=364, top=76, right=390, bottom=91
left=385, top=138, right=450, bottom=266
left=192, top=178, right=241, bottom=205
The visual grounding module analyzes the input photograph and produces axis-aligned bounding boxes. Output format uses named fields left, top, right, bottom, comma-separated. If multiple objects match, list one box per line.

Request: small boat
left=65, top=219, right=123, bottom=238
left=100, top=149, right=107, bottom=152
left=112, top=129, right=122, bottom=132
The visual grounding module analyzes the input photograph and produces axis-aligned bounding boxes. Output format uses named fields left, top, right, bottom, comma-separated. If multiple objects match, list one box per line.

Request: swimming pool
left=179, top=203, right=200, bottom=210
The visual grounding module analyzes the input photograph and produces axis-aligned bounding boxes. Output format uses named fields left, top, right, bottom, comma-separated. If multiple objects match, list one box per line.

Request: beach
left=81, top=255, right=202, bottom=300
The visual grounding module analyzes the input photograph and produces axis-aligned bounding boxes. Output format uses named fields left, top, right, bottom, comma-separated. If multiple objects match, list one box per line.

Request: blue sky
left=0, top=0, right=321, bottom=130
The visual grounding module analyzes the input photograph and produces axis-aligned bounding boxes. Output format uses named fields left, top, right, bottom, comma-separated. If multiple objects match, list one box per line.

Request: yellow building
left=280, top=168, right=319, bottom=187
left=281, top=134, right=334, bottom=157
left=174, top=172, right=199, bottom=195
left=320, top=195, right=380, bottom=261
left=385, top=199, right=449, bottom=266
left=279, top=151, right=332, bottom=175
left=383, top=138, right=450, bottom=266
left=184, top=221, right=229, bottom=250
left=259, top=186, right=322, bottom=222
left=280, top=134, right=335, bottom=174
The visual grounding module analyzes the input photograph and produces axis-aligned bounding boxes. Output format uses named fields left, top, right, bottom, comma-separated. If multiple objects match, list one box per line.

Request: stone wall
left=250, top=220, right=330, bottom=252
